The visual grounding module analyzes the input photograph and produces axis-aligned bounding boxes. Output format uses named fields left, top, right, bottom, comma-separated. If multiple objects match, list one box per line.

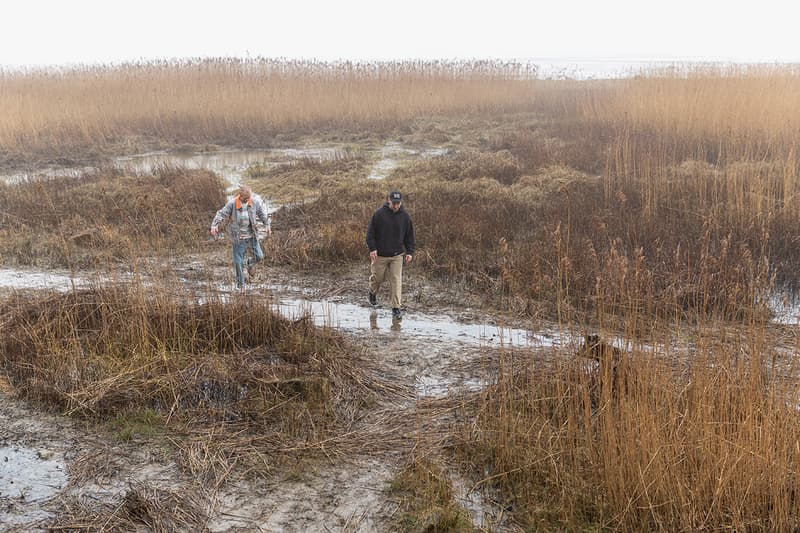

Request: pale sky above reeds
left=2, top=0, right=798, bottom=67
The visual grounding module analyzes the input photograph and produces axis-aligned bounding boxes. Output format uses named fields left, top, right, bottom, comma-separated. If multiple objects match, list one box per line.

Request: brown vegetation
left=0, top=167, right=225, bottom=267
left=390, top=458, right=472, bottom=532
left=49, top=481, right=208, bottom=532
left=0, top=284, right=379, bottom=482
left=4, top=60, right=800, bottom=530
left=243, top=149, right=369, bottom=204
left=265, top=66, right=800, bottom=323
left=0, top=59, right=539, bottom=168
left=457, top=318, right=800, bottom=530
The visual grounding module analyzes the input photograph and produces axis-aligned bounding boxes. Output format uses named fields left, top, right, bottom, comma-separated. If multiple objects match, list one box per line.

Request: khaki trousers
left=369, top=254, right=404, bottom=309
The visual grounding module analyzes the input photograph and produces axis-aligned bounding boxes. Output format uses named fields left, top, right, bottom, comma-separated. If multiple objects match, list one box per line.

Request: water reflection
left=391, top=315, right=402, bottom=332
left=115, top=147, right=345, bottom=191
left=275, top=296, right=557, bottom=347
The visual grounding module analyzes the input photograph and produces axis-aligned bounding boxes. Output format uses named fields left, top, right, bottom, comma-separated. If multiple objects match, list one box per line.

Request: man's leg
left=246, top=238, right=265, bottom=278
left=232, top=241, right=246, bottom=287
left=387, top=254, right=404, bottom=310
left=369, top=256, right=391, bottom=302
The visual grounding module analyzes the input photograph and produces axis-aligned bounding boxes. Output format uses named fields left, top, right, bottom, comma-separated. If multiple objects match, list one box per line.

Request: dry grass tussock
left=456, top=325, right=800, bottom=531
left=0, top=166, right=225, bottom=267
left=0, top=58, right=539, bottom=166
left=243, top=149, right=369, bottom=204
left=0, top=283, right=383, bottom=481
left=48, top=481, right=207, bottom=532
left=389, top=457, right=472, bottom=533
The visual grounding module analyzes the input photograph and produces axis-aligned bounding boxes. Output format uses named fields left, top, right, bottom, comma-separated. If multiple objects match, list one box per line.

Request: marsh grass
left=0, top=59, right=539, bottom=167
left=457, top=317, right=800, bottom=530
left=109, top=408, right=166, bottom=442
left=0, top=166, right=225, bottom=267
left=273, top=157, right=776, bottom=322
left=5, top=61, right=800, bottom=530
left=389, top=458, right=473, bottom=532
left=243, top=149, right=369, bottom=204
left=0, top=283, right=377, bottom=481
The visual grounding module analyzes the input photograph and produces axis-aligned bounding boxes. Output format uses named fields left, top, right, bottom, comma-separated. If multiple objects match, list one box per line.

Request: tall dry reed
left=0, top=59, right=539, bottom=164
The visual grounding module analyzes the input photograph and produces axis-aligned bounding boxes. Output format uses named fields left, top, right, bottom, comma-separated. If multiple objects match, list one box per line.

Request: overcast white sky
left=2, top=0, right=799, bottom=68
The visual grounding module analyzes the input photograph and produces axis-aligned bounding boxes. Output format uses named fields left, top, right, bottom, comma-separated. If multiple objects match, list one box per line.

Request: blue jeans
left=232, top=237, right=264, bottom=287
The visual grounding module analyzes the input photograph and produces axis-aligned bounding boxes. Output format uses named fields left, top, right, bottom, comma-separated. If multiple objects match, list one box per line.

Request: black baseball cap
left=389, top=191, right=402, bottom=202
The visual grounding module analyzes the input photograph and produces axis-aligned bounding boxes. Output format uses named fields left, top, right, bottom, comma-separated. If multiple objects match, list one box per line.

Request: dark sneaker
left=392, top=307, right=403, bottom=319
left=368, top=291, right=377, bottom=306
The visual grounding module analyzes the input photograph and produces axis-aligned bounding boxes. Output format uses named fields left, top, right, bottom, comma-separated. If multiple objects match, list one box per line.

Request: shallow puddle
left=0, top=268, right=85, bottom=293
left=115, top=147, right=345, bottom=189
left=0, top=444, right=67, bottom=529
left=274, top=297, right=561, bottom=348
left=0, top=269, right=562, bottom=349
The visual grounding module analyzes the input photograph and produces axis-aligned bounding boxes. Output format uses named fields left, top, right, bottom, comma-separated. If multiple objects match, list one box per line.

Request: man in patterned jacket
left=210, top=184, right=271, bottom=289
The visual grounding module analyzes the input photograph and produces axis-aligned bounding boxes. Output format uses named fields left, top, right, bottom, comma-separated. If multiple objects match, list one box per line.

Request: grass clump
left=0, top=283, right=377, bottom=480
left=109, top=408, right=166, bottom=442
left=48, top=481, right=207, bottom=532
left=244, top=149, right=369, bottom=204
left=390, top=458, right=473, bottom=532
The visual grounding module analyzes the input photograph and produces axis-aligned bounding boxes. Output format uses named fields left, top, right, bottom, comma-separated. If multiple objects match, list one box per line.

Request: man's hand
left=404, top=254, right=413, bottom=264
left=210, top=226, right=218, bottom=237
left=370, top=250, right=378, bottom=263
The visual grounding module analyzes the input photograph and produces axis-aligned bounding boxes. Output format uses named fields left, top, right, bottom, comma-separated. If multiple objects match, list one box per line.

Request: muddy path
left=1, top=247, right=567, bottom=532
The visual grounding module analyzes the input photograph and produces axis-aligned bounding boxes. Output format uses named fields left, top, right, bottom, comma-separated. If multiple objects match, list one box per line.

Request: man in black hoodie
left=366, top=191, right=415, bottom=319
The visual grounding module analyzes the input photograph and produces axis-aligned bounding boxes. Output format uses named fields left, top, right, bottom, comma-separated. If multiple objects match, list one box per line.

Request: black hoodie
left=366, top=202, right=416, bottom=257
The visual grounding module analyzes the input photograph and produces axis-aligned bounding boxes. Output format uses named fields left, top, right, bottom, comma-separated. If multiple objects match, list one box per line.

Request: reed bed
left=454, top=316, right=800, bottom=531
left=4, top=61, right=800, bottom=529
left=257, top=66, right=800, bottom=321
left=0, top=283, right=383, bottom=481
left=272, top=159, right=776, bottom=323
left=243, top=149, right=370, bottom=204
left=0, top=59, right=540, bottom=166
left=0, top=166, right=225, bottom=267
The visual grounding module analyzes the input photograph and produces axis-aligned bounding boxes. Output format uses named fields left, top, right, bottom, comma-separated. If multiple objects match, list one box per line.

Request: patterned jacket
left=211, top=194, right=271, bottom=243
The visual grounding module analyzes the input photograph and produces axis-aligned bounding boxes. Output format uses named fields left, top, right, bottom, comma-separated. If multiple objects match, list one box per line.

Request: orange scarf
left=235, top=195, right=252, bottom=209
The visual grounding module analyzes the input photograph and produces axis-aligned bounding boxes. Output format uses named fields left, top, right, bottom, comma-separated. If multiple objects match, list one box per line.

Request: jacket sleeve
left=211, top=199, right=235, bottom=229
left=256, top=200, right=271, bottom=231
left=366, top=212, right=378, bottom=251
left=404, top=216, right=416, bottom=255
